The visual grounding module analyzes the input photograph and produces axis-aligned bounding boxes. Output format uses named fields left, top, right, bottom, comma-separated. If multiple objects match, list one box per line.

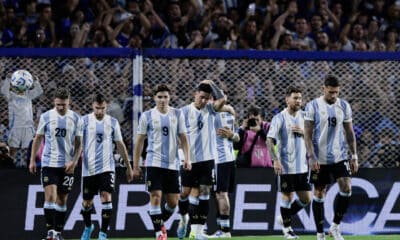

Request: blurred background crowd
left=0, top=0, right=399, bottom=51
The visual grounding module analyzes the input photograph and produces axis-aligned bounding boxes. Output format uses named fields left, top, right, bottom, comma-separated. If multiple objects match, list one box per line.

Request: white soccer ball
left=11, top=69, right=33, bottom=91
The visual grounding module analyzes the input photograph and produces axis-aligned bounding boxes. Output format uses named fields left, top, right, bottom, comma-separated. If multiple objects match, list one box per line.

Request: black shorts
left=309, top=160, right=351, bottom=186
left=82, top=171, right=115, bottom=200
left=215, top=161, right=235, bottom=193
left=180, top=160, right=214, bottom=187
left=145, top=167, right=180, bottom=193
left=277, top=173, right=312, bottom=193
left=41, top=167, right=74, bottom=194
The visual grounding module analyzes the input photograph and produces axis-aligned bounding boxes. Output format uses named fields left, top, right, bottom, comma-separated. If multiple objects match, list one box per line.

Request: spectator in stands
left=234, top=106, right=272, bottom=168
left=384, top=26, right=400, bottom=51
left=27, top=3, right=56, bottom=47
left=368, top=128, right=400, bottom=168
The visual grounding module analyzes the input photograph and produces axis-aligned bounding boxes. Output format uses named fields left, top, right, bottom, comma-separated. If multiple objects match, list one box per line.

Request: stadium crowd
left=0, top=0, right=399, bottom=169
left=0, top=0, right=399, bottom=51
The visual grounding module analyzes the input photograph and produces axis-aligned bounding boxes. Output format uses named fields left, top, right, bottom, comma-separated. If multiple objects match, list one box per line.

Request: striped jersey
left=82, top=113, right=122, bottom=177
left=36, top=109, right=83, bottom=167
left=267, top=109, right=308, bottom=174
left=214, top=111, right=236, bottom=164
left=1, top=79, right=43, bottom=129
left=304, top=96, right=352, bottom=165
left=137, top=107, right=186, bottom=170
left=181, top=103, right=216, bottom=163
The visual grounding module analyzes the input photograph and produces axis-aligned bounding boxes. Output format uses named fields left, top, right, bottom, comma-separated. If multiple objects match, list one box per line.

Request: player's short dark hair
left=324, top=75, right=340, bottom=87
left=153, top=84, right=170, bottom=95
left=54, top=87, right=70, bottom=100
left=286, top=85, right=303, bottom=96
left=247, top=105, right=265, bottom=118
left=92, top=92, right=108, bottom=104
left=197, top=83, right=212, bottom=94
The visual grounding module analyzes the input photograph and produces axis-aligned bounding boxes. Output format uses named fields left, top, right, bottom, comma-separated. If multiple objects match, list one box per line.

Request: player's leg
left=313, top=185, right=327, bottom=239
left=19, top=127, right=35, bottom=167
left=80, top=175, right=97, bottom=240
left=7, top=128, right=20, bottom=165
left=42, top=167, right=58, bottom=239
left=54, top=172, right=74, bottom=239
left=98, top=172, right=115, bottom=240
left=292, top=173, right=312, bottom=216
left=177, top=164, right=195, bottom=239
left=162, top=169, right=180, bottom=222
left=329, top=161, right=352, bottom=240
left=209, top=161, right=234, bottom=238
left=194, top=160, right=214, bottom=239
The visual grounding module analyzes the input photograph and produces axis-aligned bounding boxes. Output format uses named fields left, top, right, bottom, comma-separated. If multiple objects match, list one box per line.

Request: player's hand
left=273, top=160, right=282, bottom=175
left=350, top=157, right=359, bottom=174
left=29, top=160, right=36, bottom=174
left=133, top=167, right=142, bottom=180
left=183, top=160, right=191, bottom=171
left=126, top=167, right=134, bottom=183
left=310, top=157, right=320, bottom=172
left=64, top=161, right=77, bottom=174
left=291, top=125, right=304, bottom=135
left=217, top=126, right=233, bottom=139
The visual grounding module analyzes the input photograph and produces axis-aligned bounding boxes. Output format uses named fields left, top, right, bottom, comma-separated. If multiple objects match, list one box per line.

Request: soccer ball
left=11, top=69, right=33, bottom=91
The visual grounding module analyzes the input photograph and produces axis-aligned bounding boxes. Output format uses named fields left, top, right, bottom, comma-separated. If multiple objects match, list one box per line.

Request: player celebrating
left=267, top=86, right=311, bottom=239
left=304, top=75, right=358, bottom=240
left=177, top=80, right=226, bottom=240
left=80, top=93, right=134, bottom=240
left=1, top=70, right=43, bottom=166
left=133, top=84, right=191, bottom=240
left=29, top=87, right=83, bottom=240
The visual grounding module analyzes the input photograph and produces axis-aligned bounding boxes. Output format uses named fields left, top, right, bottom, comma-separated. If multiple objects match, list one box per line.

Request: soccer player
left=267, top=86, right=311, bottom=239
left=80, top=93, right=134, bottom=240
left=29, top=87, right=83, bottom=240
left=177, top=80, right=226, bottom=240
left=1, top=74, right=43, bottom=166
left=208, top=107, right=239, bottom=238
left=304, top=75, right=358, bottom=240
left=132, top=84, right=191, bottom=240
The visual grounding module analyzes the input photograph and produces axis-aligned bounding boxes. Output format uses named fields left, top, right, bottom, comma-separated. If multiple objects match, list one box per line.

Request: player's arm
left=29, top=134, right=44, bottom=174
left=179, top=133, right=191, bottom=171
left=267, top=137, right=282, bottom=175
left=132, top=134, right=146, bottom=179
left=304, top=120, right=319, bottom=171
left=343, top=121, right=358, bottom=174
left=65, top=135, right=83, bottom=174
left=116, top=140, right=134, bottom=182
left=219, top=104, right=235, bottom=115
left=28, top=76, right=43, bottom=99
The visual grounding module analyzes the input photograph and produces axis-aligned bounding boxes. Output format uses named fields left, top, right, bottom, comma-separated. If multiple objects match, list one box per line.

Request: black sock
left=198, top=197, right=209, bottom=225
left=162, top=203, right=175, bottom=222
left=101, top=202, right=113, bottom=233
left=333, top=193, right=351, bottom=224
left=81, top=205, right=93, bottom=227
left=149, top=206, right=163, bottom=232
left=179, top=197, right=189, bottom=216
left=312, top=199, right=325, bottom=233
left=290, top=199, right=306, bottom=215
left=281, top=206, right=292, bottom=228
left=54, top=204, right=67, bottom=232
left=44, top=202, right=55, bottom=231
left=220, top=214, right=230, bottom=232
left=188, top=204, right=199, bottom=224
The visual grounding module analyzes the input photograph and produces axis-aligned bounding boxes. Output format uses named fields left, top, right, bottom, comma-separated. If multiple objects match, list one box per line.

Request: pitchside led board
left=0, top=168, right=399, bottom=239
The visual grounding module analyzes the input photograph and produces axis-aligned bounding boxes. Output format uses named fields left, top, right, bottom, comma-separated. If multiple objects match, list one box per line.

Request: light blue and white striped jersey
left=181, top=103, right=217, bottom=163
left=82, top=113, right=122, bottom=177
left=137, top=107, right=186, bottom=170
left=214, top=111, right=235, bottom=164
left=267, top=109, right=308, bottom=174
left=1, top=79, right=43, bottom=129
left=36, top=109, right=83, bottom=167
left=304, top=96, right=352, bottom=165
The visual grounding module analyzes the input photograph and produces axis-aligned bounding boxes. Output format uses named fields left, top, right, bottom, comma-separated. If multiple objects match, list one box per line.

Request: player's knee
left=82, top=200, right=93, bottom=208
